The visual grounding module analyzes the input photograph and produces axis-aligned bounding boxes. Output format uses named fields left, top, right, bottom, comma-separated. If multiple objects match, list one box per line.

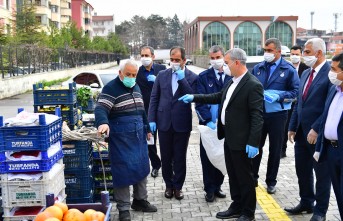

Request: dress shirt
left=268, top=57, right=281, bottom=80
left=324, top=86, right=343, bottom=140
left=303, top=60, right=325, bottom=94
left=221, top=72, right=247, bottom=125
left=172, top=67, right=185, bottom=95
left=214, top=69, right=224, bottom=83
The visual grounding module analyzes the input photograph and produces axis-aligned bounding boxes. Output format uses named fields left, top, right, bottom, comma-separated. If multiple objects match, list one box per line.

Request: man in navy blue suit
left=315, top=52, right=343, bottom=220
left=148, top=46, right=198, bottom=200
left=136, top=46, right=166, bottom=178
left=196, top=45, right=231, bottom=202
left=285, top=38, right=332, bottom=221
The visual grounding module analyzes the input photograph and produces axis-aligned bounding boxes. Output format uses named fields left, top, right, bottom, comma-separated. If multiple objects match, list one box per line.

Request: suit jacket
left=193, top=72, right=264, bottom=151
left=316, top=85, right=343, bottom=162
left=297, top=62, right=309, bottom=78
left=136, top=63, right=166, bottom=113
left=148, top=67, right=198, bottom=132
left=289, top=61, right=332, bottom=138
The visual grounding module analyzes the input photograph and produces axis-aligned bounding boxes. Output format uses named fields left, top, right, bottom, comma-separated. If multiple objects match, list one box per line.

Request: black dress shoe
left=205, top=192, right=215, bottom=202
left=174, top=189, right=184, bottom=200
left=216, top=208, right=241, bottom=219
left=310, top=214, right=326, bottom=221
left=151, top=168, right=159, bottom=178
left=164, top=188, right=173, bottom=199
left=284, top=203, right=314, bottom=214
left=267, top=185, right=276, bottom=194
left=236, top=215, right=255, bottom=221
left=214, top=189, right=226, bottom=198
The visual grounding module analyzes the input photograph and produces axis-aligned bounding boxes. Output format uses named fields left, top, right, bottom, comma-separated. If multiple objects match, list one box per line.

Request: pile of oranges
left=35, top=202, right=105, bottom=221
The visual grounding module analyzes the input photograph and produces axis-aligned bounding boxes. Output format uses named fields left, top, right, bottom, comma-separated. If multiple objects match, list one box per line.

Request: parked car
left=281, top=46, right=291, bottom=57
left=62, top=69, right=119, bottom=93
left=186, top=59, right=193, bottom=65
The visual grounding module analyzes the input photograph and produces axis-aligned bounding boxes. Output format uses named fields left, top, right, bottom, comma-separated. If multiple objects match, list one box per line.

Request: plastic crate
left=92, top=164, right=111, bottom=173
left=82, top=120, right=95, bottom=127
left=0, top=147, right=63, bottom=173
left=34, top=105, right=78, bottom=125
left=2, top=206, right=44, bottom=221
left=80, top=99, right=95, bottom=113
left=65, top=167, right=93, bottom=198
left=92, top=151, right=109, bottom=160
left=62, top=140, right=93, bottom=169
left=0, top=117, right=62, bottom=152
left=66, top=190, right=93, bottom=204
left=1, top=163, right=66, bottom=207
left=33, top=82, right=77, bottom=105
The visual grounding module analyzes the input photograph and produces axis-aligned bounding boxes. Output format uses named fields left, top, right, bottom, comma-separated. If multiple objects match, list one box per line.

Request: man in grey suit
left=148, top=46, right=198, bottom=200
left=179, top=48, right=264, bottom=221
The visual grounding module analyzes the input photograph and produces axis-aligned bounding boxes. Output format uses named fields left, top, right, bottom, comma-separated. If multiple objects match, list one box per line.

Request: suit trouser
left=327, top=143, right=343, bottom=218
left=294, top=131, right=331, bottom=216
left=114, top=177, right=148, bottom=211
left=253, top=111, right=287, bottom=186
left=158, top=127, right=190, bottom=190
left=224, top=142, right=256, bottom=217
left=200, top=139, right=224, bottom=193
left=148, top=130, right=161, bottom=170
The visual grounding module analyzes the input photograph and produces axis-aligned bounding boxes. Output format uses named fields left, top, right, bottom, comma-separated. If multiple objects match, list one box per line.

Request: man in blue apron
left=95, top=59, right=157, bottom=221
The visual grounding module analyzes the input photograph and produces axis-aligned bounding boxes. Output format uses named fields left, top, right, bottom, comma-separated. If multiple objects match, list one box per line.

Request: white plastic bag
left=197, top=125, right=227, bottom=175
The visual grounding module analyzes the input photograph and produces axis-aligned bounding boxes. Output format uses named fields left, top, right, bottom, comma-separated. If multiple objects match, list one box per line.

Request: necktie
left=218, top=72, right=224, bottom=88
left=302, top=69, right=315, bottom=100
left=172, top=72, right=178, bottom=95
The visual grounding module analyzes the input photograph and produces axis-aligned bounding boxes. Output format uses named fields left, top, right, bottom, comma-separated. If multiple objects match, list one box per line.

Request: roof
left=93, top=16, right=114, bottom=21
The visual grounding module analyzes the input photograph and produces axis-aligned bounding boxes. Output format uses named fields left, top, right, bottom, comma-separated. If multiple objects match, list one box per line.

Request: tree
left=107, top=32, right=128, bottom=55
left=166, top=14, right=184, bottom=48
left=145, top=14, right=168, bottom=48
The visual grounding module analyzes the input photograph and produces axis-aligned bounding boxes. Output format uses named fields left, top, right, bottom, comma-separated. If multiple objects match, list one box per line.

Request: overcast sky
left=87, top=0, right=343, bottom=32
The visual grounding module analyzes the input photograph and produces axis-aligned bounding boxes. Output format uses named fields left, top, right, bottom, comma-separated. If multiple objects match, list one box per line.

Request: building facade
left=71, top=0, right=93, bottom=37
left=185, top=16, right=298, bottom=56
left=0, top=0, right=16, bottom=34
left=92, top=14, right=115, bottom=37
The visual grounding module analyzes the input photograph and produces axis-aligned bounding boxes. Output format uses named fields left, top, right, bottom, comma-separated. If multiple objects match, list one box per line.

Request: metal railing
left=0, top=45, right=119, bottom=79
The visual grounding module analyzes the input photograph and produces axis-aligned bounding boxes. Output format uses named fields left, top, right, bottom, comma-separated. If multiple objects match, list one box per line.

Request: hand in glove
left=206, top=121, right=216, bottom=130
left=149, top=122, right=156, bottom=133
left=175, top=69, right=185, bottom=80
left=178, top=94, right=194, bottom=103
left=246, top=145, right=259, bottom=158
left=147, top=75, right=156, bottom=82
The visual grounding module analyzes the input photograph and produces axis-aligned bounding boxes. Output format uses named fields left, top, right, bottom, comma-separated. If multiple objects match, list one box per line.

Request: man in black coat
left=136, top=46, right=166, bottom=178
left=179, top=48, right=264, bottom=221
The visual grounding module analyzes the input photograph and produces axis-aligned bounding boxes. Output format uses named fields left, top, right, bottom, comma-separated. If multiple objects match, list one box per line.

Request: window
left=202, top=22, right=230, bottom=52
left=265, top=22, right=293, bottom=48
left=233, top=22, right=262, bottom=56
left=50, top=5, right=58, bottom=13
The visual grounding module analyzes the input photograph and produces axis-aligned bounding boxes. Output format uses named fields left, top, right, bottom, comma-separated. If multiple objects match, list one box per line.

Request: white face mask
left=141, top=57, right=152, bottom=67
left=328, top=71, right=343, bottom=86
left=223, top=64, right=231, bottom=76
left=170, top=62, right=181, bottom=72
left=290, top=55, right=301, bottom=64
left=264, top=53, right=275, bottom=63
left=303, top=55, right=317, bottom=68
left=210, top=58, right=224, bottom=70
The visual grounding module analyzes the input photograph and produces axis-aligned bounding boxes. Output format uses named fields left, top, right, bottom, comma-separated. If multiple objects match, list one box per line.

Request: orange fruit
left=91, top=211, right=105, bottom=221
left=45, top=218, right=61, bottom=221
left=54, top=202, right=68, bottom=215
left=45, top=205, right=63, bottom=220
left=35, top=211, right=53, bottom=221
left=84, top=209, right=96, bottom=221
left=63, top=209, right=86, bottom=221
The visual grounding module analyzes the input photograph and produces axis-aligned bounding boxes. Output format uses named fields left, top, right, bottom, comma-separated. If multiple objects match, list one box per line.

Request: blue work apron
left=108, top=115, right=150, bottom=188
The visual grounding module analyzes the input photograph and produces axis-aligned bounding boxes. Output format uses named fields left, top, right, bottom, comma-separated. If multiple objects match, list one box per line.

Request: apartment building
left=92, top=14, right=115, bottom=37
left=71, top=0, right=93, bottom=38
left=0, top=0, right=16, bottom=34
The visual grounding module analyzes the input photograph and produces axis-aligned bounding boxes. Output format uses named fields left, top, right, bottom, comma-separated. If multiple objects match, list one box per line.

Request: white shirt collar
left=232, top=72, right=247, bottom=84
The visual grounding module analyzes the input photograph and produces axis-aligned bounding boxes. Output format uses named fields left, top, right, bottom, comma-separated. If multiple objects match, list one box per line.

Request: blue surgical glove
left=264, top=92, right=280, bottom=103
left=206, top=121, right=216, bottom=130
left=149, top=122, right=156, bottom=133
left=175, top=69, right=185, bottom=80
left=147, top=75, right=156, bottom=82
left=246, top=145, right=259, bottom=158
left=178, top=94, right=194, bottom=103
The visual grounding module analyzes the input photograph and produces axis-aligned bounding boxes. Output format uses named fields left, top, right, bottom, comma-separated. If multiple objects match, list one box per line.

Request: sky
left=87, top=0, right=343, bottom=32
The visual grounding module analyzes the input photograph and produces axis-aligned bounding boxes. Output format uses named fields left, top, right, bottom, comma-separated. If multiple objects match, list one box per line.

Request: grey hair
left=141, top=46, right=155, bottom=55
left=119, top=59, right=138, bottom=71
left=265, top=38, right=281, bottom=50
left=225, top=48, right=247, bottom=65
left=305, top=38, right=326, bottom=54
left=209, top=45, right=225, bottom=55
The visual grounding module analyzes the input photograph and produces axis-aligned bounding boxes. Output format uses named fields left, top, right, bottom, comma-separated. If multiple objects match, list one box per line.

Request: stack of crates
left=33, top=82, right=82, bottom=130
left=62, top=140, right=93, bottom=203
left=0, top=112, right=66, bottom=221
left=92, top=142, right=113, bottom=202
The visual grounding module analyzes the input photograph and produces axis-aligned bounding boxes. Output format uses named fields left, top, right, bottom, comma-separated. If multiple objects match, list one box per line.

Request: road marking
left=256, top=184, right=291, bottom=221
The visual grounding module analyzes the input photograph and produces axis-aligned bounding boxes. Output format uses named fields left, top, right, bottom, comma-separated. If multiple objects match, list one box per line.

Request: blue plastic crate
left=93, top=172, right=113, bottom=188
left=33, top=82, right=77, bottom=105
left=82, top=120, right=95, bottom=127
left=79, top=99, right=96, bottom=113
left=65, top=167, right=93, bottom=198
left=92, top=151, right=109, bottom=159
left=34, top=105, right=78, bottom=125
left=0, top=148, right=63, bottom=173
left=92, top=164, right=111, bottom=173
left=0, top=118, right=62, bottom=152
left=62, top=140, right=93, bottom=169
left=66, top=191, right=94, bottom=204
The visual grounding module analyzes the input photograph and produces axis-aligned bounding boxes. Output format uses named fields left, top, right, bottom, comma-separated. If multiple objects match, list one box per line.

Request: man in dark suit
left=196, top=45, right=231, bottom=202
left=179, top=48, right=264, bottom=221
left=281, top=45, right=309, bottom=158
left=286, top=38, right=332, bottom=221
left=148, top=46, right=198, bottom=200
left=136, top=46, right=166, bottom=178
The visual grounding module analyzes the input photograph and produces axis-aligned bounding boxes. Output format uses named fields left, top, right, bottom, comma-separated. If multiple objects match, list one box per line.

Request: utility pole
left=310, top=11, right=315, bottom=30
left=333, top=13, right=341, bottom=32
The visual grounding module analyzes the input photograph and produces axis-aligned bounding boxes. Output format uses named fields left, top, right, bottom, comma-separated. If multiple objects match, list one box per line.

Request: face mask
left=122, top=76, right=136, bottom=88
left=223, top=64, right=231, bottom=76
left=290, top=55, right=301, bottom=64
left=264, top=53, right=275, bottom=63
left=170, top=62, right=181, bottom=72
left=328, top=71, right=343, bottom=86
left=210, top=58, right=224, bottom=70
left=141, top=57, right=152, bottom=67
left=303, top=55, right=317, bottom=68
